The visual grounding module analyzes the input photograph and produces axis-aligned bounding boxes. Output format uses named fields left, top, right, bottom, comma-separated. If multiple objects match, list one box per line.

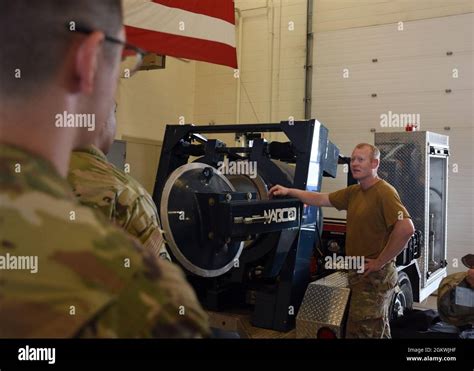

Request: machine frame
left=153, top=120, right=339, bottom=331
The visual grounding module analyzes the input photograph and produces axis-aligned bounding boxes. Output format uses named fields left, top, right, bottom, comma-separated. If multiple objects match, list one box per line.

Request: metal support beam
left=304, top=0, right=314, bottom=119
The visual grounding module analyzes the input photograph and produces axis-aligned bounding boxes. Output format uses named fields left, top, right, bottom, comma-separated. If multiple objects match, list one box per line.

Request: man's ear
left=75, top=31, right=105, bottom=95
left=372, top=158, right=380, bottom=169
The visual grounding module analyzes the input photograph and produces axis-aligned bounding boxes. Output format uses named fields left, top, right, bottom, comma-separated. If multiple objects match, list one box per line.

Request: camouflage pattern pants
left=346, top=262, right=398, bottom=338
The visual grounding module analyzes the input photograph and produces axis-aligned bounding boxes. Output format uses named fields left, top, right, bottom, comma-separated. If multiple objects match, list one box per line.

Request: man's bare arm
left=268, top=185, right=333, bottom=207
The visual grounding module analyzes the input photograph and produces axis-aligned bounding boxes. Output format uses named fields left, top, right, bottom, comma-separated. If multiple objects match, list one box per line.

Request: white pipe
left=276, top=0, right=282, bottom=121
left=235, top=1, right=270, bottom=127
left=269, top=0, right=274, bottom=126
left=235, top=8, right=243, bottom=125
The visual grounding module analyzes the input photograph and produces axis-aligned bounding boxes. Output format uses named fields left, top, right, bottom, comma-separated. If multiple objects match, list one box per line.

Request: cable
left=314, top=214, right=324, bottom=258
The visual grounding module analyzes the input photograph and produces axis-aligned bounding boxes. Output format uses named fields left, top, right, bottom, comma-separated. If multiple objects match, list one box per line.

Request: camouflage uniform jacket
left=437, top=272, right=474, bottom=326
left=68, top=145, right=169, bottom=260
left=0, top=143, right=209, bottom=338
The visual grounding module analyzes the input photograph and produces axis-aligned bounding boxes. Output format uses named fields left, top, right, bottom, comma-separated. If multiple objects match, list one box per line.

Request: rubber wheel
left=390, top=271, right=413, bottom=320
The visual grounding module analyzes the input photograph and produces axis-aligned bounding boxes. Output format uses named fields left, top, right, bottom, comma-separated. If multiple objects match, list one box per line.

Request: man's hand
left=363, top=258, right=384, bottom=277
left=268, top=184, right=290, bottom=198
left=268, top=185, right=332, bottom=207
left=466, top=268, right=474, bottom=288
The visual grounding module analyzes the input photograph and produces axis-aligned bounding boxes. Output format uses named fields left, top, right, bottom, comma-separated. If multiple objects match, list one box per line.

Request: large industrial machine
left=153, top=120, right=339, bottom=331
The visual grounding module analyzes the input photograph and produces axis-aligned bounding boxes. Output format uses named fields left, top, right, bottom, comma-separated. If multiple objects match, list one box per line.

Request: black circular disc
left=160, top=163, right=244, bottom=277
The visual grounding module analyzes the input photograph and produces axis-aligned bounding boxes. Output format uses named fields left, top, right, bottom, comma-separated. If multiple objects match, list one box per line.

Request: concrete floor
left=413, top=294, right=438, bottom=311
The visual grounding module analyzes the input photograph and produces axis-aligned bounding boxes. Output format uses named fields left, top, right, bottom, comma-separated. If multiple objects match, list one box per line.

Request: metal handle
left=234, top=215, right=267, bottom=224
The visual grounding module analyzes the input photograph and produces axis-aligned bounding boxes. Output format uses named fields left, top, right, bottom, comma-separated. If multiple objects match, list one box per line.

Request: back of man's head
left=0, top=0, right=123, bottom=99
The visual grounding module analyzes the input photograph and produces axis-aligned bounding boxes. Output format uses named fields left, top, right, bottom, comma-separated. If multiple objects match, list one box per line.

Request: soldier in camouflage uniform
left=0, top=0, right=208, bottom=338
left=437, top=260, right=474, bottom=327
left=68, top=104, right=170, bottom=261
left=270, top=143, right=415, bottom=338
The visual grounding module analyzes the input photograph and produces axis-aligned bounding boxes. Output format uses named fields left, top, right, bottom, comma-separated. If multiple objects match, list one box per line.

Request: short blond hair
left=354, top=143, right=380, bottom=160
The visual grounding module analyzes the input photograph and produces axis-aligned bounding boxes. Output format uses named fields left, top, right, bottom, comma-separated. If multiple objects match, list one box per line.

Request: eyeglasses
left=66, top=24, right=146, bottom=78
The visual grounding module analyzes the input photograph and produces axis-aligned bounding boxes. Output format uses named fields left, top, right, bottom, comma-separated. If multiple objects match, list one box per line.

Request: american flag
left=124, top=0, right=238, bottom=68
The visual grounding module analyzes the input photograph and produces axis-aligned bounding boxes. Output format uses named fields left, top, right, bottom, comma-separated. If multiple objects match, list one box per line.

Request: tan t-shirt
left=328, top=179, right=411, bottom=259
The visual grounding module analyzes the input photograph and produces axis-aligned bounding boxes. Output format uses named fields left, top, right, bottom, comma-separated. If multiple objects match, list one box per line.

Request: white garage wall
left=312, top=13, right=473, bottom=274
left=114, top=58, right=196, bottom=190
left=115, top=57, right=196, bottom=142
left=314, top=0, right=474, bottom=32
left=193, top=0, right=307, bottom=144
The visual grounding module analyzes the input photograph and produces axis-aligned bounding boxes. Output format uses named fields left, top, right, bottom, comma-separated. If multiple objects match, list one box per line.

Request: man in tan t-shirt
left=269, top=143, right=415, bottom=338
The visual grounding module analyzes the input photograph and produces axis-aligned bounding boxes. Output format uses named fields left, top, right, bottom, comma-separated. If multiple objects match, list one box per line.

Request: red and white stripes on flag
left=124, top=0, right=238, bottom=68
